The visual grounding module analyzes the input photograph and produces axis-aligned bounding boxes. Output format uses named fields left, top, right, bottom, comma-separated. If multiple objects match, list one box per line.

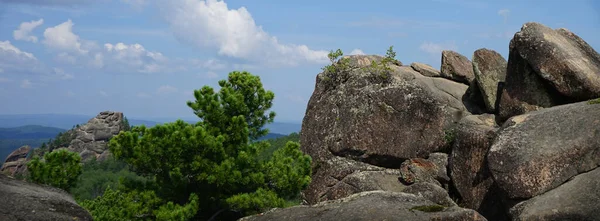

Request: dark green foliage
left=588, top=98, right=600, bottom=104
left=410, top=204, right=446, bottom=212
left=258, top=132, right=300, bottom=160
left=121, top=116, right=132, bottom=131
left=444, top=128, right=457, bottom=144
left=321, top=49, right=351, bottom=75
left=80, top=188, right=199, bottom=221
left=70, top=157, right=146, bottom=201
left=27, top=149, right=82, bottom=190
left=99, top=71, right=312, bottom=220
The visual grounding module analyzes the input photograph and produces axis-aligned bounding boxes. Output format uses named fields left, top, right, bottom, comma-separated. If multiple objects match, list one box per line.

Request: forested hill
left=0, top=125, right=66, bottom=165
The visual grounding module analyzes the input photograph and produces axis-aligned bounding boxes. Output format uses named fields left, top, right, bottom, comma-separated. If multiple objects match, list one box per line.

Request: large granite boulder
left=302, top=156, right=406, bottom=204
left=450, top=114, right=497, bottom=209
left=68, top=111, right=125, bottom=161
left=498, top=22, right=600, bottom=121
left=0, top=174, right=93, bottom=221
left=301, top=55, right=470, bottom=169
left=472, top=49, right=507, bottom=113
left=509, top=167, right=600, bottom=220
left=240, top=191, right=486, bottom=221
left=398, top=153, right=450, bottom=188
left=488, top=101, right=600, bottom=199
left=0, top=145, right=31, bottom=176
left=441, top=50, right=476, bottom=85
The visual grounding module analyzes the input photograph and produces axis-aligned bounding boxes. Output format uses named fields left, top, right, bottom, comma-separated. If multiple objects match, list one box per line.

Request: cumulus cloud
left=14, top=19, right=44, bottom=43
left=419, top=42, right=458, bottom=56
left=160, top=0, right=328, bottom=66
left=20, top=79, right=32, bottom=88
left=157, top=85, right=178, bottom=94
left=43, top=19, right=88, bottom=54
left=498, top=9, right=510, bottom=23
left=349, top=49, right=365, bottom=55
left=0, top=40, right=42, bottom=74
left=103, top=42, right=168, bottom=73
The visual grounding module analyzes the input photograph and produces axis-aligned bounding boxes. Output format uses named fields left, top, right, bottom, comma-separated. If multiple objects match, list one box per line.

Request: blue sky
left=0, top=0, right=599, bottom=123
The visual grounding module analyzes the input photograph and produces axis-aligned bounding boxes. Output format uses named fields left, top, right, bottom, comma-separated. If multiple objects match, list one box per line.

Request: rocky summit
left=246, top=21, right=600, bottom=221
left=0, top=174, right=93, bottom=221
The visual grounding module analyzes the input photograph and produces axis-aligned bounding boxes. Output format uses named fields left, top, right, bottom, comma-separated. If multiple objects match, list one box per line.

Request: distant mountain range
left=0, top=114, right=301, bottom=135
left=0, top=114, right=301, bottom=165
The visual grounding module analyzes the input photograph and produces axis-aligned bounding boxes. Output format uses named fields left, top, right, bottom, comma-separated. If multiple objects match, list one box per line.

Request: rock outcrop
left=240, top=191, right=486, bottom=221
left=68, top=111, right=125, bottom=161
left=301, top=55, right=470, bottom=169
left=498, top=22, right=600, bottom=121
left=242, top=21, right=600, bottom=221
left=0, top=146, right=31, bottom=176
left=488, top=101, right=600, bottom=199
left=472, top=49, right=507, bottom=113
left=303, top=156, right=406, bottom=204
left=411, top=62, right=441, bottom=77
left=509, top=167, right=600, bottom=220
left=441, top=50, right=476, bottom=85
left=0, top=174, right=93, bottom=221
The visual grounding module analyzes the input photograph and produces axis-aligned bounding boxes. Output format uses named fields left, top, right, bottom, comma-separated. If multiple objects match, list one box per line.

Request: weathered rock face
left=441, top=50, right=476, bottom=85
left=302, top=156, right=406, bottom=205
left=68, top=111, right=125, bottom=161
left=498, top=22, right=600, bottom=121
left=0, top=174, right=93, bottom=221
left=509, top=167, right=600, bottom=221
left=472, top=49, right=507, bottom=113
left=411, top=62, right=441, bottom=77
left=488, top=101, right=600, bottom=199
left=301, top=55, right=470, bottom=169
left=240, top=191, right=486, bottom=221
left=401, top=182, right=457, bottom=207
left=398, top=153, right=450, bottom=188
left=0, top=145, right=31, bottom=176
left=450, top=114, right=497, bottom=210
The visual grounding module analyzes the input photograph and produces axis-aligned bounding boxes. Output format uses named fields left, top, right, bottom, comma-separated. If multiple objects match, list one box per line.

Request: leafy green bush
left=27, top=149, right=82, bottom=190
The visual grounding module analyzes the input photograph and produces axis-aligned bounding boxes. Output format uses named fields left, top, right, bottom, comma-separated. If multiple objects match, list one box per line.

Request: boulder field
left=243, top=22, right=600, bottom=221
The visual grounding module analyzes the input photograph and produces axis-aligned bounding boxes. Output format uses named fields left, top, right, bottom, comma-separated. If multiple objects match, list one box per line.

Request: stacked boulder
left=67, top=111, right=126, bottom=161
left=242, top=22, right=600, bottom=221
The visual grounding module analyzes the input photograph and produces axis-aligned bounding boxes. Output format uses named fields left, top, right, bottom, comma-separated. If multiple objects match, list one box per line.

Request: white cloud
left=103, top=42, right=168, bottom=73
left=349, top=49, right=365, bottom=55
left=55, top=52, right=77, bottom=64
left=0, top=40, right=42, bottom=74
left=156, top=85, right=178, bottom=94
left=20, top=79, right=32, bottom=88
left=160, top=0, right=328, bottom=66
left=43, top=19, right=87, bottom=54
left=14, top=19, right=44, bottom=43
left=419, top=42, right=458, bottom=56
left=498, top=9, right=510, bottom=23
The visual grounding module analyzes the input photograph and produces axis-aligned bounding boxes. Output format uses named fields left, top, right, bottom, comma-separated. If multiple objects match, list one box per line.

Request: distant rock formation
left=68, top=111, right=125, bottom=161
left=0, top=174, right=93, bottom=221
left=0, top=145, right=31, bottom=176
left=273, top=21, right=600, bottom=221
